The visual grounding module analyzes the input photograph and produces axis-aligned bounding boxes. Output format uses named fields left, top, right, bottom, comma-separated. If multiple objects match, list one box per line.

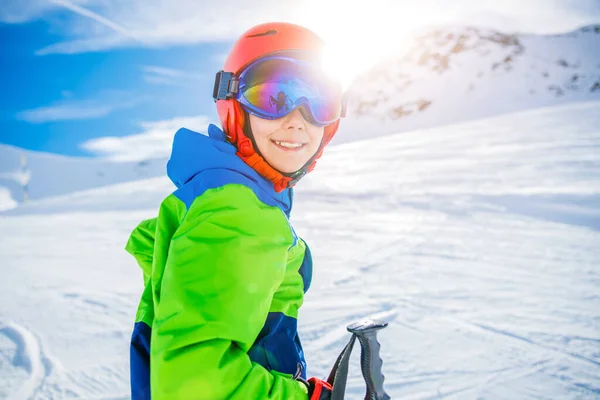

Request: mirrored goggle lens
left=238, top=57, right=343, bottom=125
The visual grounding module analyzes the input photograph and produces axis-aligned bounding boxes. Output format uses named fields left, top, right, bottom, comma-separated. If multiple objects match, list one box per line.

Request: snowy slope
left=0, top=144, right=168, bottom=211
left=1, top=101, right=599, bottom=399
left=3, top=25, right=598, bottom=213
left=340, top=25, right=600, bottom=143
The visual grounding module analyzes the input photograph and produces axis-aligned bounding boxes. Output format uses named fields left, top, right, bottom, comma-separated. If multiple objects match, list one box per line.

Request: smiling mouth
left=271, top=140, right=307, bottom=151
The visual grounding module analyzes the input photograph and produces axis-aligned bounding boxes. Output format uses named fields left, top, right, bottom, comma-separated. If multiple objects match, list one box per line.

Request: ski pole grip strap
left=347, top=319, right=390, bottom=400
left=328, top=334, right=356, bottom=400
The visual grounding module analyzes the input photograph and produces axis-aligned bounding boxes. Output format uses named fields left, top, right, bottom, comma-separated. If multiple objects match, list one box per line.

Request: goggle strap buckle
left=288, top=169, right=308, bottom=187
left=341, top=94, right=348, bottom=118
left=213, top=71, right=239, bottom=101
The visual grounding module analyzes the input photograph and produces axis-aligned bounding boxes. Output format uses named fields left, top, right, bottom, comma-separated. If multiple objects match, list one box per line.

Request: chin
left=279, top=167, right=301, bottom=174
left=274, top=163, right=304, bottom=174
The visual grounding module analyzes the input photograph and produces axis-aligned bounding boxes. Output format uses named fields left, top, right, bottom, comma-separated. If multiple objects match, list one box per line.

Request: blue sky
left=1, top=0, right=599, bottom=160
left=0, top=6, right=227, bottom=158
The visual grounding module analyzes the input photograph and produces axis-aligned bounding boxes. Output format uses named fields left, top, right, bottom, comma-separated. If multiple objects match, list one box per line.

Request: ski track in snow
left=0, top=321, right=53, bottom=400
left=1, top=101, right=599, bottom=398
left=463, top=320, right=600, bottom=369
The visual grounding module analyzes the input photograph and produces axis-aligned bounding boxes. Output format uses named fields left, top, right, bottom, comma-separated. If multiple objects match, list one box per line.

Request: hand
left=304, top=377, right=332, bottom=400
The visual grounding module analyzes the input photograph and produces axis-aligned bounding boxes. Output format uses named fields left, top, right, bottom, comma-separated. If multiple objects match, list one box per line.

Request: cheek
left=310, top=127, right=325, bottom=147
left=249, top=115, right=275, bottom=142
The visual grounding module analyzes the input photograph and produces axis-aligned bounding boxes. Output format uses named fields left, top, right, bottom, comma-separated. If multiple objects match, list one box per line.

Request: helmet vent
left=246, top=29, right=278, bottom=38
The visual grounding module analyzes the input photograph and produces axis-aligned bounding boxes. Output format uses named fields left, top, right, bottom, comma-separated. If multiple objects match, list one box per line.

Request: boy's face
left=249, top=108, right=325, bottom=174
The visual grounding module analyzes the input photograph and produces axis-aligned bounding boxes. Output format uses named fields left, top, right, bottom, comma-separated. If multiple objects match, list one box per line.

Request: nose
left=282, top=108, right=305, bottom=130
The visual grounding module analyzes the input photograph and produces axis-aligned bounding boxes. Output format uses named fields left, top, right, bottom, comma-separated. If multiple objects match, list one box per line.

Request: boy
left=126, top=21, right=345, bottom=400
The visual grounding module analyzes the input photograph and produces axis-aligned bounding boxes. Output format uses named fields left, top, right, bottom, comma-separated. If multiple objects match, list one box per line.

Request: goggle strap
left=213, top=71, right=240, bottom=101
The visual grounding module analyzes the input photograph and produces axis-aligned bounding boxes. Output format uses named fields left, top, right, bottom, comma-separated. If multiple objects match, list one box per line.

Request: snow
left=0, top=144, right=168, bottom=212
left=3, top=25, right=598, bottom=211
left=1, top=100, right=599, bottom=399
left=339, top=25, right=600, bottom=145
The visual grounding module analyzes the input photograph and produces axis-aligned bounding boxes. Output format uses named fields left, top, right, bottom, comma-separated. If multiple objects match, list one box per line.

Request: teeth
left=275, top=140, right=304, bottom=148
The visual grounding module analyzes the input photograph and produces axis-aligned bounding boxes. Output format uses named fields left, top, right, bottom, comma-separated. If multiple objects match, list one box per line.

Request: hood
left=166, top=124, right=293, bottom=216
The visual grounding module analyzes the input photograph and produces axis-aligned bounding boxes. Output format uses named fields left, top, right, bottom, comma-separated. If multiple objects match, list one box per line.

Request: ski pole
left=327, top=318, right=390, bottom=400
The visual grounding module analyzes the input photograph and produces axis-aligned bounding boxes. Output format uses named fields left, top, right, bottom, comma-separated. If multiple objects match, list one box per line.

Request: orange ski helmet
left=214, top=22, right=343, bottom=192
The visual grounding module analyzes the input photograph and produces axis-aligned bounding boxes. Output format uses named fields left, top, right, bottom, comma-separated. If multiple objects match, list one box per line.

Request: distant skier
left=270, top=90, right=293, bottom=113
left=125, top=22, right=345, bottom=400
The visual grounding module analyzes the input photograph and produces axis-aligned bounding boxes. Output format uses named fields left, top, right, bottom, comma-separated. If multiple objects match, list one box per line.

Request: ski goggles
left=213, top=54, right=346, bottom=126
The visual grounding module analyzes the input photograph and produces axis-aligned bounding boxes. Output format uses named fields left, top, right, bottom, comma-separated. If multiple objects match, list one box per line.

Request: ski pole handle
left=347, top=319, right=390, bottom=400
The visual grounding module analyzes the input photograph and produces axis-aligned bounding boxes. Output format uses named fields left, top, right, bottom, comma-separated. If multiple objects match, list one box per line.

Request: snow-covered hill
left=1, top=101, right=599, bottom=399
left=3, top=25, right=599, bottom=212
left=340, top=25, right=600, bottom=143
left=0, top=144, right=168, bottom=211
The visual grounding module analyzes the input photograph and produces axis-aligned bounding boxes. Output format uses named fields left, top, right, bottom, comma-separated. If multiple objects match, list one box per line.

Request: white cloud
left=80, top=115, right=215, bottom=161
left=0, top=187, right=18, bottom=212
left=431, top=0, right=600, bottom=34
left=142, top=65, right=205, bottom=86
left=16, top=96, right=142, bottom=123
left=0, top=0, right=60, bottom=23
left=4, top=0, right=599, bottom=58
left=50, top=0, right=138, bottom=38
left=25, top=0, right=304, bottom=55
left=17, top=103, right=113, bottom=123
left=35, top=35, right=136, bottom=55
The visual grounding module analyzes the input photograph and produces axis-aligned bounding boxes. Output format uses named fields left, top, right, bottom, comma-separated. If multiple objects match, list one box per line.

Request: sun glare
left=298, top=1, right=428, bottom=90
left=321, top=42, right=383, bottom=90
